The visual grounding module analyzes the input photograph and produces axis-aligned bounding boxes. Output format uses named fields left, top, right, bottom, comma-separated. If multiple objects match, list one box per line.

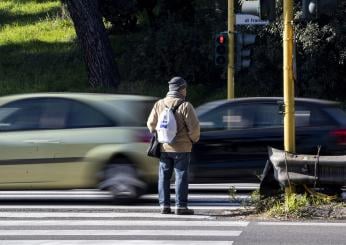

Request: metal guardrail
left=267, top=147, right=346, bottom=187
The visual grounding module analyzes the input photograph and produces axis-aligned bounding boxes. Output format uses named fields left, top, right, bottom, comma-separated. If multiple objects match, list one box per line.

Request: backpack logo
left=156, top=101, right=184, bottom=144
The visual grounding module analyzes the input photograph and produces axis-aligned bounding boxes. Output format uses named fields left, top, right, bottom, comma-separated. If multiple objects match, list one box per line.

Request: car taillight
left=330, top=129, right=346, bottom=145
left=137, top=131, right=152, bottom=143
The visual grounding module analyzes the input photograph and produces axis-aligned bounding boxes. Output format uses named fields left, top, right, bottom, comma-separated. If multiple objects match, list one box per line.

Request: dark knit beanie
left=168, top=77, right=187, bottom=92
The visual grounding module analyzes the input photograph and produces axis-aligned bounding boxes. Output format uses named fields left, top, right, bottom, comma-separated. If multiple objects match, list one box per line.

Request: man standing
left=147, top=77, right=200, bottom=215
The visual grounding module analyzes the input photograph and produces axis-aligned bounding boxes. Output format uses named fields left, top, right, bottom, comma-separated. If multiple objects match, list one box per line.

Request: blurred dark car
left=190, top=97, right=346, bottom=183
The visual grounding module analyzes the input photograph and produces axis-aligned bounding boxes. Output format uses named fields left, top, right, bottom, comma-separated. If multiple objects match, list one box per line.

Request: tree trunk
left=64, top=0, right=120, bottom=88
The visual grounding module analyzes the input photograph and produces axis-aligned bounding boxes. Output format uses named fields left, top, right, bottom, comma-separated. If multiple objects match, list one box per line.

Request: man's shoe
left=175, top=208, right=194, bottom=215
left=161, top=207, right=172, bottom=214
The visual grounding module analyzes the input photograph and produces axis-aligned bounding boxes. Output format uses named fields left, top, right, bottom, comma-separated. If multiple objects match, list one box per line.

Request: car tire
left=99, top=163, right=146, bottom=203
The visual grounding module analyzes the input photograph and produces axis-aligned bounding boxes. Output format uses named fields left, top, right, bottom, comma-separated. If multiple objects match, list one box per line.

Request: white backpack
left=156, top=101, right=184, bottom=144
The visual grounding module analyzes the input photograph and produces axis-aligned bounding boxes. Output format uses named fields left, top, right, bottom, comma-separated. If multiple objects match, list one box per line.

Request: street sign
left=236, top=14, right=269, bottom=25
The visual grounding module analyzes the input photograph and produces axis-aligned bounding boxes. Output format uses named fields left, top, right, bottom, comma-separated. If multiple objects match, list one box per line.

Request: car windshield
left=0, top=108, right=18, bottom=120
left=0, top=108, right=19, bottom=129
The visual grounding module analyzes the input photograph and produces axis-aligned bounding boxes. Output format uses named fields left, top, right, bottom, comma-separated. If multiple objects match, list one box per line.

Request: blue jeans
left=158, top=152, right=190, bottom=208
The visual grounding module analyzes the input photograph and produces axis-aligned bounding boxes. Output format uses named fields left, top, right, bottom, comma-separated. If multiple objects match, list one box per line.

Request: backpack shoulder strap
left=172, top=100, right=185, bottom=113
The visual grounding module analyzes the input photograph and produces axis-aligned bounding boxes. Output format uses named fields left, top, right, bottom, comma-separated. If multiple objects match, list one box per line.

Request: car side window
left=199, top=104, right=256, bottom=130
left=253, top=104, right=283, bottom=128
left=0, top=99, right=71, bottom=131
left=295, top=105, right=311, bottom=127
left=0, top=100, right=44, bottom=131
left=295, top=105, right=332, bottom=127
left=66, top=101, right=114, bottom=128
left=199, top=103, right=285, bottom=130
left=39, top=99, right=70, bottom=129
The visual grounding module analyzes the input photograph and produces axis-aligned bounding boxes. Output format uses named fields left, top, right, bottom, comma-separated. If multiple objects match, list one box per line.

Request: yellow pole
left=283, top=0, right=296, bottom=194
left=283, top=0, right=295, bottom=153
left=227, top=0, right=235, bottom=99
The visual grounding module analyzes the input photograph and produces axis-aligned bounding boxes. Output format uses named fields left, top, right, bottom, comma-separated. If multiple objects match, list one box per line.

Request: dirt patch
left=298, top=203, right=346, bottom=220
left=215, top=203, right=346, bottom=221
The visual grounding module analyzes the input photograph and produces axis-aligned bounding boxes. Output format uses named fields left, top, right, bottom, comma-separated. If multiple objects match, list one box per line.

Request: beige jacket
left=147, top=97, right=200, bottom=152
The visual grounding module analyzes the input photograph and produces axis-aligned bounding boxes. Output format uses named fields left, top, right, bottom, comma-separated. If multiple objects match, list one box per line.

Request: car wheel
left=99, top=163, right=146, bottom=203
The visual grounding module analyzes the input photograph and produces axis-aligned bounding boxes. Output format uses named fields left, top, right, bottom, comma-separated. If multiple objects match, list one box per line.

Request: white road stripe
left=0, top=205, right=250, bottom=210
left=0, top=184, right=258, bottom=194
left=0, top=220, right=249, bottom=227
left=0, top=240, right=234, bottom=245
left=0, top=229, right=242, bottom=236
left=187, top=183, right=259, bottom=190
left=0, top=195, right=111, bottom=200
left=0, top=190, right=248, bottom=204
left=145, top=193, right=250, bottom=199
left=0, top=193, right=248, bottom=201
left=258, top=222, right=346, bottom=227
left=0, top=211, right=213, bottom=219
left=0, top=190, right=108, bottom=195
left=0, top=191, right=233, bottom=198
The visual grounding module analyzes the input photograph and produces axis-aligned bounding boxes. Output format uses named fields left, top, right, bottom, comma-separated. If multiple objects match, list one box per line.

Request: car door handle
left=24, top=139, right=60, bottom=144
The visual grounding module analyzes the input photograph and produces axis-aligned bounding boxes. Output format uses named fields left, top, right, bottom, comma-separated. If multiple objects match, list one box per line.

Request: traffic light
left=239, top=0, right=276, bottom=21
left=236, top=33, right=256, bottom=72
left=214, top=32, right=227, bottom=67
left=302, top=0, right=337, bottom=19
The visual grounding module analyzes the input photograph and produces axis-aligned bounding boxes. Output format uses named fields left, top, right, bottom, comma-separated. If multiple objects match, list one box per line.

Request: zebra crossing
left=0, top=206, right=249, bottom=245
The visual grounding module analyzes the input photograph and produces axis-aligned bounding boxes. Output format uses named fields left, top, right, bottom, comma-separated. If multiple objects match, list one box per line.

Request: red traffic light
left=217, top=35, right=225, bottom=44
left=215, top=33, right=227, bottom=66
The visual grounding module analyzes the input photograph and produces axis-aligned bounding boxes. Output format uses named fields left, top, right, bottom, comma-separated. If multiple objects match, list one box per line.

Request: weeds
left=250, top=188, right=343, bottom=219
left=267, top=193, right=310, bottom=218
left=228, top=185, right=237, bottom=201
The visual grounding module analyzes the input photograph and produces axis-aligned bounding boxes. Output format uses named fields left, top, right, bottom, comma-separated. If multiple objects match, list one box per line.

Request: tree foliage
left=97, top=0, right=345, bottom=101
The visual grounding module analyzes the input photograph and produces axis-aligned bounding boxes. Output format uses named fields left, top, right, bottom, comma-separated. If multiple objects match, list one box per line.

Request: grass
left=0, top=0, right=62, bottom=27
left=0, top=0, right=225, bottom=106
left=0, top=0, right=87, bottom=96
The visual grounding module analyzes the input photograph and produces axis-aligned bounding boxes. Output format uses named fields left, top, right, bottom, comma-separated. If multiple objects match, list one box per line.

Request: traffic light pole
left=283, top=0, right=295, bottom=153
left=283, top=0, right=296, bottom=194
left=227, top=0, right=235, bottom=99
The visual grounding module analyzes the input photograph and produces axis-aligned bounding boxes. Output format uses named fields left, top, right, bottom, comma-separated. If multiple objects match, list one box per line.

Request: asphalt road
left=238, top=221, right=346, bottom=245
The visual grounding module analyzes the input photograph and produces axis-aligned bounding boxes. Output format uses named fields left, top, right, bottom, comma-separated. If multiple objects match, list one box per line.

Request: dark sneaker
left=160, top=207, right=172, bottom=214
left=175, top=208, right=194, bottom=215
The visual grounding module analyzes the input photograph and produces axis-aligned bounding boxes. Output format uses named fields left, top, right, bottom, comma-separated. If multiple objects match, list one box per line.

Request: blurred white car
left=0, top=93, right=158, bottom=201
